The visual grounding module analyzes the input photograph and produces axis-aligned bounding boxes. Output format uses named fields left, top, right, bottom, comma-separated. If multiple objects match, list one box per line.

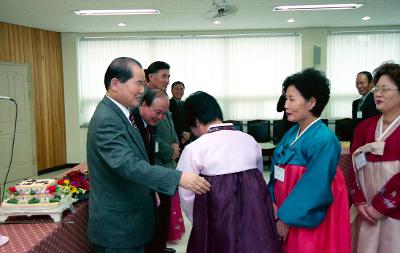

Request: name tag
left=357, top=111, right=363, bottom=119
left=355, top=152, right=367, bottom=170
left=274, top=165, right=285, bottom=182
left=155, top=141, right=159, bottom=153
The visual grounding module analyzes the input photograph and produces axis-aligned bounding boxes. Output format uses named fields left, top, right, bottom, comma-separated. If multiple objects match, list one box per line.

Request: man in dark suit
left=131, top=88, right=170, bottom=200
left=87, top=57, right=210, bottom=253
left=169, top=81, right=191, bottom=149
left=352, top=71, right=381, bottom=127
left=145, top=61, right=179, bottom=253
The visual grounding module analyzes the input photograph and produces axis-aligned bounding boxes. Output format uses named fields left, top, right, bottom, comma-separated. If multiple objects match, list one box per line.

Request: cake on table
left=0, top=169, right=88, bottom=221
left=1, top=179, right=66, bottom=208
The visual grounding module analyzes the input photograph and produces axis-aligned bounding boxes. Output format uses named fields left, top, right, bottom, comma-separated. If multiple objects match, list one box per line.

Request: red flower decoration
left=9, top=186, right=16, bottom=193
left=47, top=185, right=56, bottom=193
left=66, top=171, right=80, bottom=178
left=57, top=170, right=89, bottom=196
left=81, top=181, right=90, bottom=191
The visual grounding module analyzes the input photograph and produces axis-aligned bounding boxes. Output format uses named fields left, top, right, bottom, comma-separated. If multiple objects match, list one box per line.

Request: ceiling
left=0, top=0, right=399, bottom=33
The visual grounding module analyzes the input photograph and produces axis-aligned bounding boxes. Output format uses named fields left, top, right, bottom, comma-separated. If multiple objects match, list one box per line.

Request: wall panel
left=0, top=22, right=66, bottom=171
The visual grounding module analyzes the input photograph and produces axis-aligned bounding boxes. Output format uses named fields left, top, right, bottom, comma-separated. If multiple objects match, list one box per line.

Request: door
left=0, top=63, right=36, bottom=189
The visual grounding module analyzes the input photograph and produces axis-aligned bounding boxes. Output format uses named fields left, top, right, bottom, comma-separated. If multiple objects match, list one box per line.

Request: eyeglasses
left=371, top=86, right=398, bottom=94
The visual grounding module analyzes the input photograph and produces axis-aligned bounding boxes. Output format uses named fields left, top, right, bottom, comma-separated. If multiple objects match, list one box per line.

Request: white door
left=0, top=63, right=36, bottom=190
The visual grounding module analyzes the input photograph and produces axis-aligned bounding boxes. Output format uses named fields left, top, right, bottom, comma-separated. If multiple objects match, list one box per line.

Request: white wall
left=61, top=26, right=400, bottom=163
left=61, top=33, right=88, bottom=163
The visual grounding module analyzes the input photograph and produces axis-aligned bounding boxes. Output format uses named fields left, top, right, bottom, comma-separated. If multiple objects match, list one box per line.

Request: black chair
left=247, top=120, right=271, bottom=142
left=223, top=120, right=243, bottom=131
left=321, top=118, right=329, bottom=126
left=335, top=118, right=355, bottom=141
left=272, top=119, right=284, bottom=144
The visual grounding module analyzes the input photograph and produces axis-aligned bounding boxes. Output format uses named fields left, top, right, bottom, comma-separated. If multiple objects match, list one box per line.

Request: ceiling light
left=273, top=4, right=363, bottom=11
left=118, top=22, right=126, bottom=27
left=287, top=19, right=295, bottom=23
left=74, top=9, right=160, bottom=16
left=213, top=20, right=221, bottom=25
left=361, top=16, right=370, bottom=21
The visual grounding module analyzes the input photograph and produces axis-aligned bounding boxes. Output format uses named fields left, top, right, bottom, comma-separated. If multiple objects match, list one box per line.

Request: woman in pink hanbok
left=350, top=62, right=400, bottom=253
left=268, top=68, right=351, bottom=253
left=167, top=192, right=185, bottom=242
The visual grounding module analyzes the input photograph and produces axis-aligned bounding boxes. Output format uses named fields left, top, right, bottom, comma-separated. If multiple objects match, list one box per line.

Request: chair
left=335, top=118, right=355, bottom=141
left=247, top=120, right=271, bottom=142
left=223, top=120, right=243, bottom=131
left=321, top=118, right=329, bottom=126
left=272, top=119, right=284, bottom=144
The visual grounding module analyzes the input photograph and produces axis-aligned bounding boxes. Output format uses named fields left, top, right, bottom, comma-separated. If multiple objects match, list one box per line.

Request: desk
left=0, top=200, right=92, bottom=253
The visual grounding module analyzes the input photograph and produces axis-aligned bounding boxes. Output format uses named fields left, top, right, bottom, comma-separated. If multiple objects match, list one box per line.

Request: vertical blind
left=327, top=31, right=400, bottom=118
left=78, top=34, right=301, bottom=125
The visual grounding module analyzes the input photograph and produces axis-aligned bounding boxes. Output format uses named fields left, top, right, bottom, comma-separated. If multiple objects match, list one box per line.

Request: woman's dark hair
left=141, top=88, right=168, bottom=106
left=171, top=81, right=185, bottom=90
left=145, top=61, right=170, bottom=82
left=184, top=91, right=223, bottom=127
left=373, top=61, right=400, bottom=90
left=104, top=57, right=142, bottom=90
left=282, top=68, right=330, bottom=117
left=357, top=71, right=373, bottom=83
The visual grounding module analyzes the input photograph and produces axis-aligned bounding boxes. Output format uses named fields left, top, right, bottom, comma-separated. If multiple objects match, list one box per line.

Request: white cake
left=1, top=179, right=65, bottom=208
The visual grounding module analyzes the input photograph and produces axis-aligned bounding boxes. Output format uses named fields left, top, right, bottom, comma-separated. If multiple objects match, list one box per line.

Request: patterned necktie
left=357, top=98, right=364, bottom=111
left=143, top=125, right=152, bottom=163
left=128, top=112, right=137, bottom=128
left=144, top=126, right=151, bottom=147
left=178, top=100, right=184, bottom=112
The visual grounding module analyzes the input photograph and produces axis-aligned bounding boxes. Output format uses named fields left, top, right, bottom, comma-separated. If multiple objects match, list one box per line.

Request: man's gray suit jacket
left=86, top=96, right=181, bottom=248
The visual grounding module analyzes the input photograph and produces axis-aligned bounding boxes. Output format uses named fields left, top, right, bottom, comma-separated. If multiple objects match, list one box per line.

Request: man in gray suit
left=87, top=57, right=210, bottom=253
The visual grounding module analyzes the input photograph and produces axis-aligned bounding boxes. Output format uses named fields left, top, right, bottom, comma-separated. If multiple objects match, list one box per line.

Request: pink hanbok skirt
left=274, top=165, right=351, bottom=253
left=167, top=192, right=185, bottom=242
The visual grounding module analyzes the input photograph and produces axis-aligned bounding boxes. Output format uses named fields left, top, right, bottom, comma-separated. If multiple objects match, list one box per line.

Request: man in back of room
left=352, top=71, right=380, bottom=126
left=170, top=81, right=191, bottom=151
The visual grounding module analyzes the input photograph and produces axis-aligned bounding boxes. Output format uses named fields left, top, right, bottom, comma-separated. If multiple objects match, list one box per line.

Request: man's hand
left=171, top=143, right=180, bottom=160
left=179, top=172, right=210, bottom=194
